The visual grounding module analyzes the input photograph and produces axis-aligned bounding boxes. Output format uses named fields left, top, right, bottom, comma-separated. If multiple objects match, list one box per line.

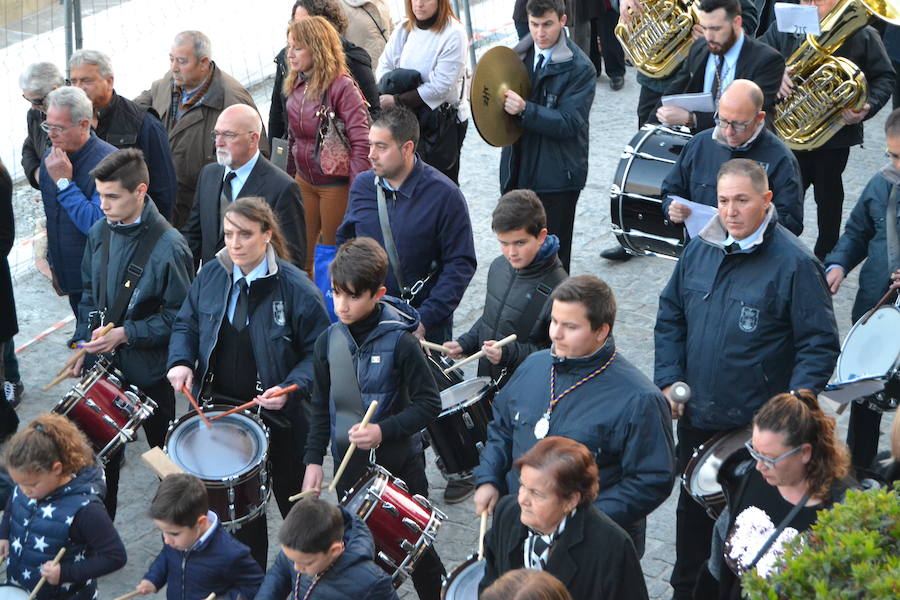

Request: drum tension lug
left=400, top=539, right=415, bottom=553
left=462, top=413, right=475, bottom=429
left=412, top=493, right=430, bottom=507
left=381, top=501, right=400, bottom=518
left=377, top=551, right=398, bottom=569
left=401, top=517, right=422, bottom=533
left=393, top=478, right=408, bottom=493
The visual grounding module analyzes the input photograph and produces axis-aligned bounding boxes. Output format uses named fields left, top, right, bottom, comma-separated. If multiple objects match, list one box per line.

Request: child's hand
left=442, top=341, right=464, bottom=359
left=136, top=579, right=157, bottom=595
left=40, top=561, right=61, bottom=585
left=482, top=340, right=503, bottom=365
left=349, top=422, right=382, bottom=450
left=0, top=539, right=8, bottom=561
left=302, top=464, right=324, bottom=497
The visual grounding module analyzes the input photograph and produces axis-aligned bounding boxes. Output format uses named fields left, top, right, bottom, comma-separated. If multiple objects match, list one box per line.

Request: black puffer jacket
left=456, top=235, right=567, bottom=382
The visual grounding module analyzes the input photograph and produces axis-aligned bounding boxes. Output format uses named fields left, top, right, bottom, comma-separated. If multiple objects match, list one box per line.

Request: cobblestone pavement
left=7, top=65, right=894, bottom=598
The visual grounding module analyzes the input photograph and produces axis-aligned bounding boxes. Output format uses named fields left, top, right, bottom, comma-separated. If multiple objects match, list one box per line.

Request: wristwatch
left=55, top=177, right=71, bottom=191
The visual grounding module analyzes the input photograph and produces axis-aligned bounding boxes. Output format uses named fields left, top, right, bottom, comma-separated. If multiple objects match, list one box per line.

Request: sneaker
left=443, top=476, right=476, bottom=504
left=4, top=380, right=24, bottom=410
left=610, top=75, right=625, bottom=91
left=600, top=245, right=633, bottom=262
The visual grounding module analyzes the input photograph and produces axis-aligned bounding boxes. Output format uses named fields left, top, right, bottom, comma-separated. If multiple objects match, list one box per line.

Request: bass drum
left=610, top=124, right=691, bottom=259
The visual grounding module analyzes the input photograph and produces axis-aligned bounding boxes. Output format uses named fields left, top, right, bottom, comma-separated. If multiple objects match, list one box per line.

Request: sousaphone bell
left=470, top=46, right=531, bottom=147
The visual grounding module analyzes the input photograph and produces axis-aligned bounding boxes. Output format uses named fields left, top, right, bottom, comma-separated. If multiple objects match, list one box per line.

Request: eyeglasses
left=39, top=120, right=78, bottom=134
left=713, top=112, right=756, bottom=133
left=211, top=130, right=252, bottom=140
left=23, top=94, right=45, bottom=107
left=744, top=441, right=804, bottom=470
left=885, top=149, right=900, bottom=160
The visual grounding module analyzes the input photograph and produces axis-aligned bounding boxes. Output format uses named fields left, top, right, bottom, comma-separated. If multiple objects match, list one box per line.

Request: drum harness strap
left=328, top=327, right=377, bottom=463
left=95, top=218, right=168, bottom=332
left=375, top=179, right=438, bottom=303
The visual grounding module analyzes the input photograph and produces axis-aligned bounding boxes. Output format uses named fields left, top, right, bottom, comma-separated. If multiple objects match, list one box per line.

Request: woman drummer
left=167, top=197, right=330, bottom=567
left=697, top=390, right=854, bottom=599
left=479, top=436, right=648, bottom=600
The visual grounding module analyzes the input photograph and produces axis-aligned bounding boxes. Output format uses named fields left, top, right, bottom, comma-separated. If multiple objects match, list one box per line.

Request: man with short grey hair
left=39, top=86, right=117, bottom=315
left=70, top=49, right=177, bottom=219
left=136, top=30, right=267, bottom=228
left=20, top=62, right=65, bottom=189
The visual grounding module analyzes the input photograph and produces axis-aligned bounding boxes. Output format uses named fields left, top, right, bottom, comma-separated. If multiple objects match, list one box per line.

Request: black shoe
left=4, top=381, right=23, bottom=410
left=443, top=476, right=476, bottom=504
left=610, top=75, right=625, bottom=91
left=600, top=245, right=633, bottom=262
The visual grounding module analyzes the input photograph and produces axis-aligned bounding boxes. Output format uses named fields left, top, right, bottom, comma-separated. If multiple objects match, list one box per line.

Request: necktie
left=232, top=278, right=249, bottom=330
left=219, top=171, right=237, bottom=238
left=711, top=55, right=725, bottom=102
left=725, top=241, right=741, bottom=254
left=535, top=52, right=545, bottom=74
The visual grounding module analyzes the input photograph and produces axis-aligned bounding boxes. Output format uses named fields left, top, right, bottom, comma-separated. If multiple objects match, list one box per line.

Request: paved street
left=6, top=61, right=894, bottom=598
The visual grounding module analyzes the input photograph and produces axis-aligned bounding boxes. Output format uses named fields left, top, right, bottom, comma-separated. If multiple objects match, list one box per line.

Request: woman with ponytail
left=697, top=390, right=854, bottom=600
left=0, top=413, right=126, bottom=599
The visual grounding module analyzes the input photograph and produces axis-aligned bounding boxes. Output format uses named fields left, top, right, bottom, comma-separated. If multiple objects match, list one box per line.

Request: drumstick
left=328, top=400, right=379, bottom=493
left=113, top=591, right=141, bottom=600
left=861, top=287, right=899, bottom=325
left=182, top=385, right=212, bottom=429
left=204, top=594, right=216, bottom=600
left=478, top=511, right=489, bottom=561
left=209, top=384, right=300, bottom=422
left=443, top=334, right=517, bottom=375
left=288, top=489, right=318, bottom=502
left=28, top=547, right=66, bottom=600
left=420, top=339, right=451, bottom=354
left=57, top=322, right=116, bottom=375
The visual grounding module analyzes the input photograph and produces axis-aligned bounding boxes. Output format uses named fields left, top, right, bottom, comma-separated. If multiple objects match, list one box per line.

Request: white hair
left=46, top=86, right=94, bottom=124
left=19, top=62, right=65, bottom=95
left=173, top=30, right=212, bottom=61
left=68, top=49, right=114, bottom=79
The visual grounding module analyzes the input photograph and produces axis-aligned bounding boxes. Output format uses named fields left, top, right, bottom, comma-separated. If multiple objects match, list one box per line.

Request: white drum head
left=835, top=306, right=900, bottom=383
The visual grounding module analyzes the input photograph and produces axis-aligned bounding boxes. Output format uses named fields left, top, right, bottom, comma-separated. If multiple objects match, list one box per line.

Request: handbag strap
left=746, top=491, right=812, bottom=571
left=375, top=179, right=410, bottom=300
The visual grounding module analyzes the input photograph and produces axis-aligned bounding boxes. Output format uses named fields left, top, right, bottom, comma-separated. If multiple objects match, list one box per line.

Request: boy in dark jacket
left=301, top=237, right=445, bottom=598
left=256, top=498, right=397, bottom=599
left=442, top=189, right=567, bottom=503
left=135, top=474, right=263, bottom=600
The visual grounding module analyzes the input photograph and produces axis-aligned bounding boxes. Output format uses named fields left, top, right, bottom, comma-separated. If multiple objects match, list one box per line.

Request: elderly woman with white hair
left=20, top=61, right=64, bottom=189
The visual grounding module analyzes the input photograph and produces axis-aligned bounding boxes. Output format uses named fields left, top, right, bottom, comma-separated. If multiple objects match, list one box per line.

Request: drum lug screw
left=401, top=517, right=423, bottom=533
left=394, top=478, right=408, bottom=492
left=381, top=501, right=400, bottom=518
left=462, top=413, right=475, bottom=429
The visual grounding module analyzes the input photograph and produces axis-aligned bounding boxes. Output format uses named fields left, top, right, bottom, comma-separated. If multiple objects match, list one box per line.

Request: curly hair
left=3, top=413, right=94, bottom=474
left=753, top=390, right=850, bottom=501
left=283, top=16, right=348, bottom=99
left=291, top=0, right=348, bottom=33
left=514, top=436, right=599, bottom=507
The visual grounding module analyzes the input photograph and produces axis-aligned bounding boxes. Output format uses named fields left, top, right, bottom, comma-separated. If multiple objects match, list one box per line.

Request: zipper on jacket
left=181, top=553, right=188, bottom=599
left=199, top=280, right=232, bottom=388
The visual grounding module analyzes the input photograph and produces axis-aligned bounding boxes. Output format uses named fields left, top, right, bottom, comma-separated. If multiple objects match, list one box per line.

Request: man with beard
left=653, top=0, right=783, bottom=133
left=182, top=104, right=306, bottom=271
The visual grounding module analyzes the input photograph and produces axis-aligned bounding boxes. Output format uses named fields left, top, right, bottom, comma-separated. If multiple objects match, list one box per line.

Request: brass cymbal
left=470, top=46, right=531, bottom=148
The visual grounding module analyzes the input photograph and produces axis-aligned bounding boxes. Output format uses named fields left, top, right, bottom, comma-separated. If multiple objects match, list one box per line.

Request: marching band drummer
left=654, top=158, right=840, bottom=600
left=479, top=436, right=648, bottom=600
left=760, top=0, right=895, bottom=261
left=472, top=274, right=675, bottom=559
left=166, top=197, right=330, bottom=568
left=825, top=108, right=900, bottom=473
left=69, top=149, right=194, bottom=520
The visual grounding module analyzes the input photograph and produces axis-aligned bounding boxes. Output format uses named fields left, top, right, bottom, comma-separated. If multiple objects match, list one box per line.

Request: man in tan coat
left=135, top=30, right=268, bottom=228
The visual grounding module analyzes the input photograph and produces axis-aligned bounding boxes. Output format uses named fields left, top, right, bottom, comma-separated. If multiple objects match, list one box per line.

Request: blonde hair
left=3, top=413, right=94, bottom=474
left=283, top=16, right=348, bottom=99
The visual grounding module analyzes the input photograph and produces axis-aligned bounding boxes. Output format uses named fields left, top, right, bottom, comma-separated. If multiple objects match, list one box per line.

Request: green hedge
left=742, top=485, right=900, bottom=599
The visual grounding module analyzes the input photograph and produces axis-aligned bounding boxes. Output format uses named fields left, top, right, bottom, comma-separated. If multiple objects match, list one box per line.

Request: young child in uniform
left=135, top=473, right=263, bottom=599
left=0, top=413, right=126, bottom=599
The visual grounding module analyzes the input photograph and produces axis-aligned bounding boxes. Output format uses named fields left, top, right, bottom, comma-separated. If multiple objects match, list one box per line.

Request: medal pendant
left=534, top=415, right=550, bottom=439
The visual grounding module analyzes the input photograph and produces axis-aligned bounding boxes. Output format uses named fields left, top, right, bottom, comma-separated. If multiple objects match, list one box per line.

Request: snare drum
left=54, top=358, right=157, bottom=462
left=833, top=304, right=900, bottom=411
left=427, top=378, right=495, bottom=477
left=441, top=556, right=485, bottom=599
left=0, top=584, right=28, bottom=599
left=165, top=406, right=271, bottom=528
left=682, top=426, right=752, bottom=519
left=610, top=124, right=691, bottom=259
left=427, top=353, right=465, bottom=392
left=342, top=464, right=446, bottom=586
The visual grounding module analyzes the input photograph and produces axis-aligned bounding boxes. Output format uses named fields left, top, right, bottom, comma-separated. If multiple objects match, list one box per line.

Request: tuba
left=774, top=0, right=900, bottom=150
left=615, top=0, right=700, bottom=79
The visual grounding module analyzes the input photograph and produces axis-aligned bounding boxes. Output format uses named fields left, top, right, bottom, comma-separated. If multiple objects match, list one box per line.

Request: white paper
left=774, top=2, right=821, bottom=36
left=668, top=195, right=718, bottom=238
left=661, top=92, right=715, bottom=113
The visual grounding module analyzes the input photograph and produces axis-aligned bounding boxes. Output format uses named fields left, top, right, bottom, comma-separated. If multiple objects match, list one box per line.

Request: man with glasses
left=181, top=104, right=305, bottom=271
left=824, top=108, right=900, bottom=473
left=654, top=158, right=839, bottom=599
left=69, top=50, right=177, bottom=220
left=761, top=0, right=894, bottom=260
left=20, top=62, right=64, bottom=190
left=663, top=79, right=803, bottom=236
left=38, top=86, right=117, bottom=315
left=135, top=30, right=267, bottom=228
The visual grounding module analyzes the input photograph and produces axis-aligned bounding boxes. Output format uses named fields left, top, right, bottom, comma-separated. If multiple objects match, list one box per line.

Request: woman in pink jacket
left=285, top=16, right=370, bottom=273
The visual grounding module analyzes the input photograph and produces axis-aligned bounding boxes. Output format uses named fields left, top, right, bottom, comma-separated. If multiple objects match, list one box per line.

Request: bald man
left=662, top=79, right=804, bottom=236
left=182, top=104, right=306, bottom=271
